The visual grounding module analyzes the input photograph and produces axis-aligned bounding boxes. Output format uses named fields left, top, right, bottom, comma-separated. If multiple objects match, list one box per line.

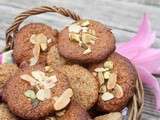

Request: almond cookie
left=13, top=23, right=58, bottom=66
left=3, top=65, right=73, bottom=120
left=57, top=101, right=92, bottom=120
left=58, top=19, right=116, bottom=63
left=57, top=65, right=99, bottom=110
left=89, top=53, right=137, bottom=112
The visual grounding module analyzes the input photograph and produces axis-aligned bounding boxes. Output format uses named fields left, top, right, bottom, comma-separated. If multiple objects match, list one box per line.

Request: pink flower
left=116, top=14, right=160, bottom=111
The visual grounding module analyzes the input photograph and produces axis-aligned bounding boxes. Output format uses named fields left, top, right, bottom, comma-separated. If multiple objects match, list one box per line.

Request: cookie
left=57, top=101, right=92, bottom=120
left=3, top=65, right=73, bottom=119
left=57, top=65, right=99, bottom=110
left=13, top=23, right=58, bottom=66
left=89, top=53, right=137, bottom=112
left=0, top=64, right=19, bottom=88
left=47, top=44, right=68, bottom=67
left=58, top=19, right=116, bottom=63
left=0, top=103, right=18, bottom=120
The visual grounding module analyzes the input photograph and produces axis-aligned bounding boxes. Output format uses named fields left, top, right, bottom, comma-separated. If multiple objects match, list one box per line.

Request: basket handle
left=5, top=6, right=81, bottom=50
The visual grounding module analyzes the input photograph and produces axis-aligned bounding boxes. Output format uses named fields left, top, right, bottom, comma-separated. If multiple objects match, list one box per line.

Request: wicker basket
left=4, top=6, right=144, bottom=120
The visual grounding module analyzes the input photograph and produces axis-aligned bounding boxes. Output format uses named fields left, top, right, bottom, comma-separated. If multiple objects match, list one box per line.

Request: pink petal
left=136, top=66, right=160, bottom=111
left=126, top=14, right=155, bottom=48
left=134, top=48, right=160, bottom=74
left=117, top=14, right=156, bottom=58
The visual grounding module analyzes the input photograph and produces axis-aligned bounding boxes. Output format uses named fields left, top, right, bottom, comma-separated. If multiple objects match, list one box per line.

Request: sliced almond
left=31, top=44, right=40, bottom=66
left=36, top=89, right=51, bottom=101
left=80, top=20, right=90, bottom=27
left=36, top=33, right=47, bottom=43
left=83, top=47, right=91, bottom=55
left=69, top=33, right=81, bottom=42
left=20, top=74, right=37, bottom=86
left=30, top=34, right=37, bottom=44
left=29, top=57, right=38, bottom=66
left=40, top=43, right=47, bottom=51
left=99, top=84, right=107, bottom=93
left=92, top=72, right=97, bottom=77
left=24, top=90, right=36, bottom=99
left=45, top=66, right=54, bottom=72
left=43, top=75, right=58, bottom=89
left=32, top=70, right=45, bottom=82
left=107, top=73, right=117, bottom=90
left=94, top=67, right=106, bottom=72
left=98, top=72, right=105, bottom=85
left=104, top=61, right=113, bottom=69
left=54, top=88, right=73, bottom=111
left=82, top=33, right=96, bottom=44
left=68, top=24, right=82, bottom=33
left=82, top=27, right=88, bottom=32
left=101, top=92, right=114, bottom=101
left=103, top=71, right=111, bottom=79
left=113, top=84, right=124, bottom=98
left=55, top=110, right=66, bottom=117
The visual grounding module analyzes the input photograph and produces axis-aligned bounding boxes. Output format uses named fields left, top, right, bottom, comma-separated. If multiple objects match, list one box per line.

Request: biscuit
left=89, top=53, right=137, bottom=112
left=13, top=23, right=58, bottom=66
left=58, top=19, right=115, bottom=63
left=57, top=65, right=99, bottom=110
left=3, top=65, right=71, bottom=119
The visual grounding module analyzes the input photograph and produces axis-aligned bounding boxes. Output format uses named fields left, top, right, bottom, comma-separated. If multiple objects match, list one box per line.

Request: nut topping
left=53, top=88, right=73, bottom=111
left=113, top=84, right=124, bottom=98
left=101, top=92, right=114, bottom=101
left=68, top=20, right=97, bottom=55
left=29, top=33, right=52, bottom=66
left=21, top=70, right=58, bottom=102
left=94, top=61, right=124, bottom=101
left=107, top=73, right=117, bottom=90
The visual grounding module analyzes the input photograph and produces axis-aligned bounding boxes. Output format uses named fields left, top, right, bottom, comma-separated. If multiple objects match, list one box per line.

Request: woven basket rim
left=4, top=6, right=144, bottom=120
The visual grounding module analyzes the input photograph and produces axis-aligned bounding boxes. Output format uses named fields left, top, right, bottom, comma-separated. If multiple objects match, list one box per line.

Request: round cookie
left=47, top=44, right=68, bottom=67
left=89, top=53, right=137, bottom=112
left=0, top=64, right=19, bottom=88
left=57, top=65, right=99, bottom=110
left=58, top=19, right=116, bottom=63
left=57, top=101, right=92, bottom=120
left=13, top=23, right=58, bottom=66
left=0, top=103, right=18, bottom=120
left=3, top=65, right=72, bottom=120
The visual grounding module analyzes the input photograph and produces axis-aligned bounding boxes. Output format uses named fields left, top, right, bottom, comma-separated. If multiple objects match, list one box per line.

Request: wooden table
left=0, top=0, right=160, bottom=119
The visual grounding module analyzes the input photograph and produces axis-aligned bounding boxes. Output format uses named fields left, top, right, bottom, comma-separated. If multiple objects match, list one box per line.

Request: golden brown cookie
left=58, top=19, right=116, bottom=63
left=47, top=44, right=68, bottom=67
left=13, top=23, right=58, bottom=66
left=89, top=53, right=137, bottom=112
left=0, top=103, right=18, bottom=120
left=57, top=101, right=92, bottom=120
left=0, top=64, right=19, bottom=88
left=3, top=65, right=73, bottom=120
left=57, top=65, right=99, bottom=110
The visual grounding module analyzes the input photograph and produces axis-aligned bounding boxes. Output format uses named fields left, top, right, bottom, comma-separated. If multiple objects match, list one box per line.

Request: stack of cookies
left=0, top=19, right=138, bottom=120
